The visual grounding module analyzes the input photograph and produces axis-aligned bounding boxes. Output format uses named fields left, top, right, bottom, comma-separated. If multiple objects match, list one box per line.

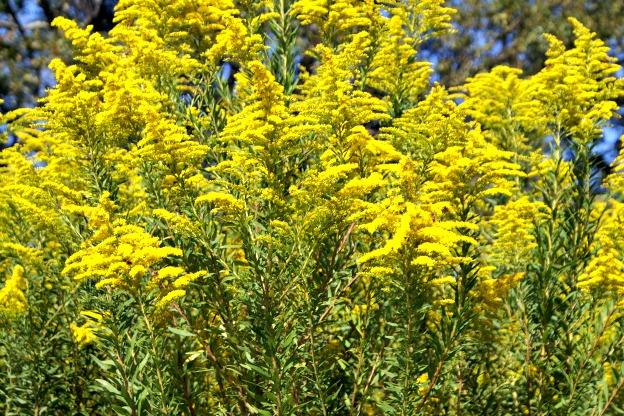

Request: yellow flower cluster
left=533, top=18, right=624, bottom=144
left=367, top=14, right=432, bottom=116
left=0, top=265, right=28, bottom=320
left=380, top=85, right=470, bottom=159
left=215, top=60, right=318, bottom=201
left=422, top=128, right=525, bottom=211
left=61, top=193, right=203, bottom=309
left=293, top=0, right=455, bottom=48
left=70, top=311, right=107, bottom=347
left=296, top=31, right=393, bottom=170
left=578, top=201, right=624, bottom=293
left=487, top=197, right=547, bottom=267
left=459, top=66, right=547, bottom=161
left=478, top=272, right=525, bottom=310
left=62, top=220, right=181, bottom=291
left=292, top=0, right=374, bottom=45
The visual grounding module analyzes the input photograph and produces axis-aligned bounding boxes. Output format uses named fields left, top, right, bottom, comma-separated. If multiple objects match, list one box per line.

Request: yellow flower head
left=0, top=265, right=28, bottom=320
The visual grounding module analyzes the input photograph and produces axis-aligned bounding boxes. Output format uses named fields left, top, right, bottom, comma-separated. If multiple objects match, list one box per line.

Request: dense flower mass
left=0, top=1, right=624, bottom=414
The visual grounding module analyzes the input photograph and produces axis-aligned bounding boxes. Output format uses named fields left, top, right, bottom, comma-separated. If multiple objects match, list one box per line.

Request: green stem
left=138, top=296, right=169, bottom=414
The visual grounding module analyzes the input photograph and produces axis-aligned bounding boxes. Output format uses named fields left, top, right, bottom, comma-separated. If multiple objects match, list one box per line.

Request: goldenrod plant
left=0, top=1, right=623, bottom=415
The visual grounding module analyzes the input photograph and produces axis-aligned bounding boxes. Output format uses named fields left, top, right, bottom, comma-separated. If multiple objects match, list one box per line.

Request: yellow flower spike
left=422, top=129, right=525, bottom=209
left=411, top=256, right=436, bottom=268
left=205, top=12, right=265, bottom=66
left=458, top=66, right=548, bottom=158
left=380, top=84, right=470, bottom=158
left=389, top=0, right=456, bottom=42
left=0, top=265, right=29, bottom=320
left=129, top=247, right=183, bottom=268
left=129, top=265, right=147, bottom=281
left=0, top=243, right=44, bottom=269
left=196, top=192, right=245, bottom=217
left=155, top=266, right=185, bottom=282
left=80, top=310, right=104, bottom=321
left=478, top=272, right=524, bottom=310
left=95, top=278, right=122, bottom=290
left=602, top=362, right=616, bottom=387
left=428, top=276, right=456, bottom=286
left=153, top=209, right=177, bottom=221
left=294, top=31, right=392, bottom=171
left=578, top=201, right=624, bottom=294
left=117, top=244, right=133, bottom=259
left=173, top=271, right=207, bottom=289
left=531, top=18, right=624, bottom=145
left=70, top=311, right=108, bottom=347
left=292, top=0, right=373, bottom=45
left=416, top=371, right=430, bottom=396
left=487, top=197, right=548, bottom=268
left=217, top=60, right=321, bottom=193
left=63, top=195, right=184, bottom=293
left=337, top=172, right=387, bottom=198
left=367, top=15, right=432, bottom=115
left=70, top=323, right=99, bottom=347
left=52, top=17, right=121, bottom=71
left=155, top=289, right=186, bottom=310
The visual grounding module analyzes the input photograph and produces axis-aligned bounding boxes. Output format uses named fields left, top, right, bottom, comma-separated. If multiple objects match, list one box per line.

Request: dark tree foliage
left=431, top=0, right=624, bottom=86
left=0, top=0, right=115, bottom=113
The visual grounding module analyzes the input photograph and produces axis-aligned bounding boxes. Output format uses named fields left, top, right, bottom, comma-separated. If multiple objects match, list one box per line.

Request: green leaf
left=168, top=327, right=196, bottom=337
left=97, top=379, right=122, bottom=396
